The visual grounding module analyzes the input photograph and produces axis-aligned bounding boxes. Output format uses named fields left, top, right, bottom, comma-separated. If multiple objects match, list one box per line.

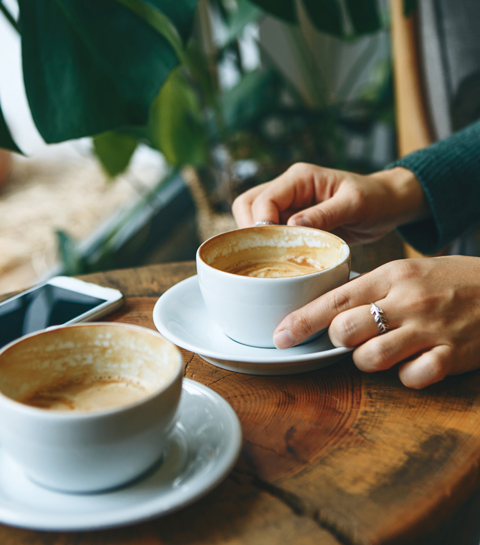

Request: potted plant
left=0, top=0, right=410, bottom=270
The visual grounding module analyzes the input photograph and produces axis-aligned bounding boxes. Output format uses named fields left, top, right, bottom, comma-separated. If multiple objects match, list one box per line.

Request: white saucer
left=153, top=275, right=353, bottom=375
left=0, top=379, right=242, bottom=532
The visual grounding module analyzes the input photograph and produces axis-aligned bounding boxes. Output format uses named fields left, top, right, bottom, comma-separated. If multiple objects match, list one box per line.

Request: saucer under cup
left=153, top=275, right=354, bottom=375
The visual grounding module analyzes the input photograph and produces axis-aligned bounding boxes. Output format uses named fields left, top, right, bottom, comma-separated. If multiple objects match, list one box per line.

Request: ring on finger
left=254, top=220, right=276, bottom=226
left=370, top=302, right=389, bottom=335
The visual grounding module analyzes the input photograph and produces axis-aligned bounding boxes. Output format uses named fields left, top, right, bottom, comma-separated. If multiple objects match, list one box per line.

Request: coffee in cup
left=18, top=374, right=156, bottom=412
left=0, top=322, right=183, bottom=492
left=196, top=225, right=350, bottom=348
left=225, top=256, right=323, bottom=278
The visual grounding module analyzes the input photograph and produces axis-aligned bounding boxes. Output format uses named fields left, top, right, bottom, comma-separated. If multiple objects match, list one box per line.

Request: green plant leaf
left=221, top=68, right=282, bottom=131
left=116, top=125, right=153, bottom=143
left=244, top=0, right=382, bottom=37
left=345, top=0, right=381, bottom=35
left=139, top=0, right=198, bottom=42
left=116, top=0, right=184, bottom=59
left=247, top=0, right=296, bottom=24
left=0, top=102, right=22, bottom=153
left=303, top=0, right=343, bottom=36
left=249, top=0, right=344, bottom=36
left=93, top=131, right=138, bottom=177
left=18, top=0, right=191, bottom=143
left=150, top=68, right=208, bottom=166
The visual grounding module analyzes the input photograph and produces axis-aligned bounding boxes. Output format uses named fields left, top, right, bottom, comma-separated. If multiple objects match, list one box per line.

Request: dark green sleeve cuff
left=388, top=119, right=480, bottom=255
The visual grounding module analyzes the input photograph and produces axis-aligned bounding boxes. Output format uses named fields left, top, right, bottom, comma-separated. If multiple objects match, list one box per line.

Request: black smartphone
left=0, top=276, right=124, bottom=349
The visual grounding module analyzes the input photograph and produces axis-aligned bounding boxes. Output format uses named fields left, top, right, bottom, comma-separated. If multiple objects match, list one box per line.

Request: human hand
left=232, top=163, right=429, bottom=244
left=273, top=256, right=480, bottom=389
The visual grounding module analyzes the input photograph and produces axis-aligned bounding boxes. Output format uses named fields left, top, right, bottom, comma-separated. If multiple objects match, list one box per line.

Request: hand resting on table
left=274, top=256, right=480, bottom=389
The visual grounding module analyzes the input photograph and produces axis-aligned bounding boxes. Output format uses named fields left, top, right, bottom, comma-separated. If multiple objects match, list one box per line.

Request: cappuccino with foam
left=19, top=374, right=155, bottom=412
left=197, top=225, right=351, bottom=347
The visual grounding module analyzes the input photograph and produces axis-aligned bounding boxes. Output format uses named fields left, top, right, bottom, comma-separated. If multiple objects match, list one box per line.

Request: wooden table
left=2, top=261, right=480, bottom=545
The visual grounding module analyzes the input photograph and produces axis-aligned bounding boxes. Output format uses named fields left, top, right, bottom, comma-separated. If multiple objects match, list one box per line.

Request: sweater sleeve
left=389, top=118, right=480, bottom=255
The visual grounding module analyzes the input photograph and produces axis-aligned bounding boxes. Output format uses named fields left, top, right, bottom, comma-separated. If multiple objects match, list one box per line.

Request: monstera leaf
left=0, top=0, right=383, bottom=155
left=0, top=0, right=199, bottom=151
left=247, top=0, right=381, bottom=37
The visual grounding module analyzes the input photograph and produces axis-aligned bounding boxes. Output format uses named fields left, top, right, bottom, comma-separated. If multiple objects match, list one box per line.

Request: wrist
left=371, top=167, right=431, bottom=226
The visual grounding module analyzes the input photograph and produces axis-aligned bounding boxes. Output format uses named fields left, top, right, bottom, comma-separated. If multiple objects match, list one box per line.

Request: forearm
left=388, top=118, right=480, bottom=255
left=370, top=166, right=431, bottom=227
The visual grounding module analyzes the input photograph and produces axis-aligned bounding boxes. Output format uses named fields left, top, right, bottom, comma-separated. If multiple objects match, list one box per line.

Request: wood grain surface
left=2, top=262, right=480, bottom=545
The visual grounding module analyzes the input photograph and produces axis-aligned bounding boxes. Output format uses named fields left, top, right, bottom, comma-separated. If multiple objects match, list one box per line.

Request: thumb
left=287, top=193, right=353, bottom=232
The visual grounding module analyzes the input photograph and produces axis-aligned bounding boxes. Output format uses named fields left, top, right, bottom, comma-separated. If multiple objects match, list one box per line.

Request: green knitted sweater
left=391, top=119, right=480, bottom=255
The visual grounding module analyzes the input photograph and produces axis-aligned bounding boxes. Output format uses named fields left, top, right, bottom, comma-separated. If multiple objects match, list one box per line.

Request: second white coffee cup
left=0, top=323, right=183, bottom=493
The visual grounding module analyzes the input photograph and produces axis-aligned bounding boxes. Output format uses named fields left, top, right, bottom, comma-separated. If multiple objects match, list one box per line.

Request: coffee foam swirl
left=18, top=374, right=155, bottom=412
left=201, top=227, right=347, bottom=279
left=226, top=255, right=326, bottom=278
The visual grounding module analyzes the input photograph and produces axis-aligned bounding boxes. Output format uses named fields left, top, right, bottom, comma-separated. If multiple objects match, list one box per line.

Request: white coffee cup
left=196, top=226, right=350, bottom=348
left=0, top=322, right=182, bottom=493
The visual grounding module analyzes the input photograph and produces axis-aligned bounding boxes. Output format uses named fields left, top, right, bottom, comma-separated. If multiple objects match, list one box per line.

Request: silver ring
left=370, top=303, right=389, bottom=334
left=254, top=221, right=276, bottom=226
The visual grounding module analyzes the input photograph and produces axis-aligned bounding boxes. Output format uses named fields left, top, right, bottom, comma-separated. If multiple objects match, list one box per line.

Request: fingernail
left=292, top=216, right=312, bottom=227
left=274, top=329, right=295, bottom=349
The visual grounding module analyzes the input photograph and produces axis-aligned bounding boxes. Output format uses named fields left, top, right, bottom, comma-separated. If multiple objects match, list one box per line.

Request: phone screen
left=0, top=284, right=106, bottom=348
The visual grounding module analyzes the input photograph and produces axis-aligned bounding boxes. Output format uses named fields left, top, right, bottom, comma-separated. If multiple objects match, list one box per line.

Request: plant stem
left=197, top=0, right=219, bottom=92
left=0, top=1, right=19, bottom=33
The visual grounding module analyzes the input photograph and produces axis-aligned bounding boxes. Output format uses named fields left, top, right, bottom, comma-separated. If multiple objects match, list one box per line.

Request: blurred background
left=0, top=0, right=398, bottom=293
